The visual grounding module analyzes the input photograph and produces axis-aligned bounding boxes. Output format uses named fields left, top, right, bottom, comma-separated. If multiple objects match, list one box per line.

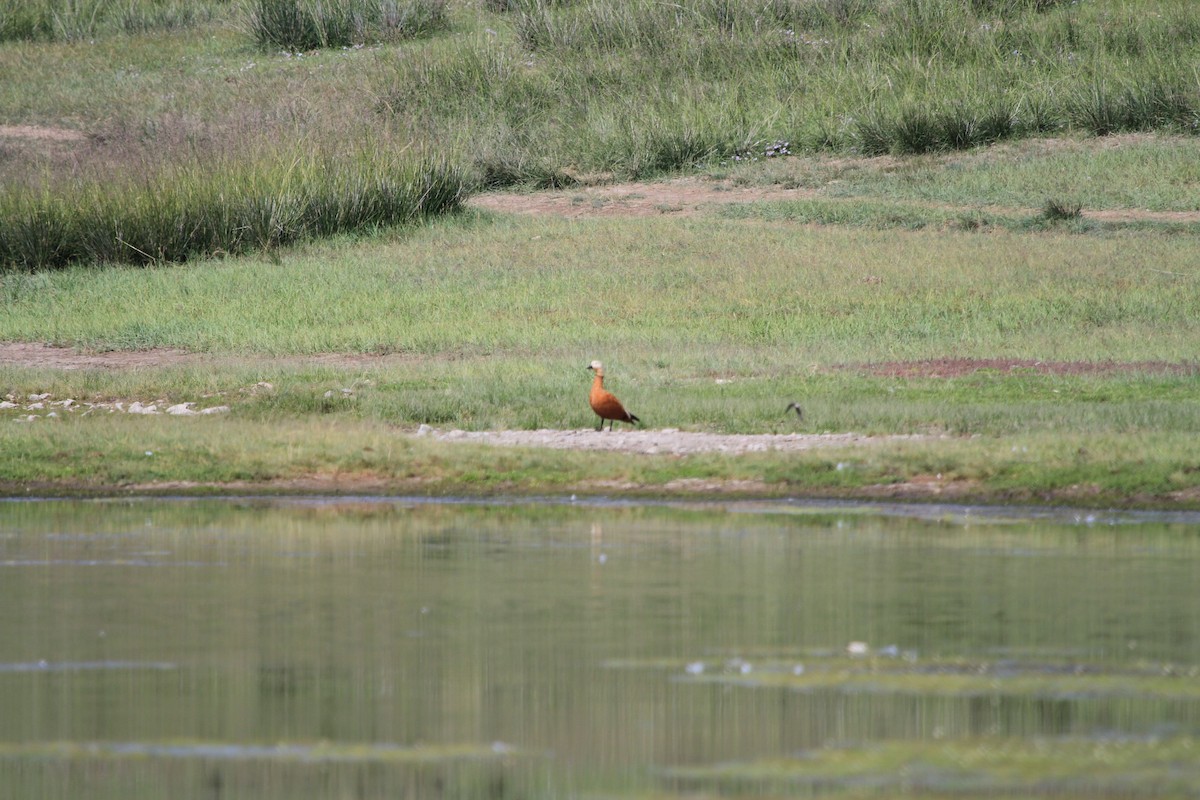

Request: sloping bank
left=0, top=412, right=1196, bottom=511
left=0, top=150, right=466, bottom=272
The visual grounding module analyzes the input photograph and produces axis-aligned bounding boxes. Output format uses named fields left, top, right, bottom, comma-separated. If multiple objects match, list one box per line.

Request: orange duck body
left=587, top=361, right=640, bottom=431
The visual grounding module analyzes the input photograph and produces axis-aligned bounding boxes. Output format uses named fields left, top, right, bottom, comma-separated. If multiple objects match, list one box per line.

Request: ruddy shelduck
left=587, top=360, right=640, bottom=431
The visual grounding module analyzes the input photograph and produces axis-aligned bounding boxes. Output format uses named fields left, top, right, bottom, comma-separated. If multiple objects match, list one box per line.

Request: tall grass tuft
left=0, top=0, right=225, bottom=42
left=620, top=123, right=724, bottom=179
left=776, top=0, right=874, bottom=29
left=1067, top=77, right=1200, bottom=136
left=375, top=0, right=1200, bottom=181
left=249, top=0, right=448, bottom=50
left=1041, top=198, right=1083, bottom=221
left=0, top=152, right=465, bottom=272
left=855, top=101, right=1017, bottom=156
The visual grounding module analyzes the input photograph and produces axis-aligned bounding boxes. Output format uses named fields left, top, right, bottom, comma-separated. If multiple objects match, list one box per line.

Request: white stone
left=199, top=406, right=230, bottom=415
left=167, top=403, right=197, bottom=416
left=0, top=401, right=16, bottom=409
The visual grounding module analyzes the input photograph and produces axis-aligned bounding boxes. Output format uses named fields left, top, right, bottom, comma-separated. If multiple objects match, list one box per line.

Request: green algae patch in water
left=686, top=657, right=1200, bottom=701
left=607, top=652, right=1200, bottom=701
left=663, top=736, right=1200, bottom=798
left=0, top=740, right=527, bottom=764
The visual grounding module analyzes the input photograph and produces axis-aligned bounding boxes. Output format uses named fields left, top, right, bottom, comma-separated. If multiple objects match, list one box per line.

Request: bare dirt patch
left=468, top=176, right=822, bottom=218
left=469, top=176, right=1200, bottom=224
left=0, top=342, right=425, bottom=371
left=3, top=343, right=1189, bottom=380
left=0, top=124, right=87, bottom=143
left=468, top=137, right=1200, bottom=224
left=414, top=426, right=934, bottom=456
left=0, top=342, right=201, bottom=371
left=0, top=125, right=90, bottom=163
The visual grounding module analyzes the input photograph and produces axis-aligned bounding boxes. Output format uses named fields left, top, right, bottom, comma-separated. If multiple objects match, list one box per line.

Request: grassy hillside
left=3, top=0, right=1200, bottom=268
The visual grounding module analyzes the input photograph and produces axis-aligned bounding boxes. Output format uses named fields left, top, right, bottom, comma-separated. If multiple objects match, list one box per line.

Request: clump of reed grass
left=474, top=152, right=578, bottom=189
left=0, top=0, right=107, bottom=41
left=116, top=2, right=215, bottom=35
left=772, top=0, right=873, bottom=29
left=1041, top=198, right=1082, bottom=221
left=0, top=152, right=465, bottom=272
left=855, top=101, right=1017, bottom=156
left=622, top=125, right=724, bottom=178
left=0, top=0, right=224, bottom=42
left=1066, top=77, right=1200, bottom=136
left=361, top=0, right=1200, bottom=182
left=249, top=0, right=447, bottom=51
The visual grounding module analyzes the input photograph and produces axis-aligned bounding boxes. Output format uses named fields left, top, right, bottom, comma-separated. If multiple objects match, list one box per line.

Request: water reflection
left=0, top=497, right=1198, bottom=798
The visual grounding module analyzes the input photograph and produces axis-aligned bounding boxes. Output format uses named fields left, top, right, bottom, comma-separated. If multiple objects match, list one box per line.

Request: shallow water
left=1, top=497, right=1198, bottom=798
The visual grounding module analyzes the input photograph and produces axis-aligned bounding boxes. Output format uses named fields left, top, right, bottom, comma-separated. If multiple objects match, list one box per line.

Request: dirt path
left=1, top=342, right=1189, bottom=377
left=415, top=425, right=934, bottom=456
left=467, top=173, right=1200, bottom=224
left=0, top=342, right=424, bottom=371
left=467, top=177, right=826, bottom=218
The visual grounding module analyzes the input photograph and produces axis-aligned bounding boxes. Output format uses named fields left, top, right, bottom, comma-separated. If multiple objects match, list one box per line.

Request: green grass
left=718, top=195, right=1200, bottom=235
left=1, top=207, right=1199, bottom=505
left=248, top=0, right=449, bottom=51
left=0, top=150, right=465, bottom=270
left=5, top=0, right=1200, bottom=269
left=665, top=735, right=1200, bottom=797
left=2, top=0, right=1200, bottom=505
left=0, top=0, right=230, bottom=42
left=4, top=212, right=1198, bottom=361
left=2, top=411, right=1198, bottom=508
left=5, top=353, right=1197, bottom=437
left=721, top=136, right=1200, bottom=213
left=0, top=0, right=447, bottom=46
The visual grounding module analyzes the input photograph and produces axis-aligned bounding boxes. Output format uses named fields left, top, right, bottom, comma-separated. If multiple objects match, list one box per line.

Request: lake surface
left=1, top=496, right=1198, bottom=799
